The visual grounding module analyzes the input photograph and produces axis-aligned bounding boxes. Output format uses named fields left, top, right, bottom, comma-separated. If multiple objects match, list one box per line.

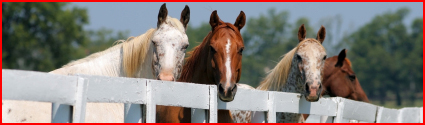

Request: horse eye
left=323, top=55, right=327, bottom=60
left=182, top=44, right=189, bottom=50
left=296, top=54, right=302, bottom=61
left=210, top=46, right=216, bottom=53
left=348, top=74, right=356, bottom=81
left=238, top=47, right=244, bottom=54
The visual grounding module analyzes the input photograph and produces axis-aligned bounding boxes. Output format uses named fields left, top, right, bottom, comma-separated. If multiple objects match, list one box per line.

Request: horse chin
left=305, top=95, right=320, bottom=102
left=218, top=94, right=235, bottom=102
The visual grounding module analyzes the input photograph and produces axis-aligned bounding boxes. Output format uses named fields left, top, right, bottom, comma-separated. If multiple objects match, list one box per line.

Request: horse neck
left=133, top=43, right=155, bottom=79
left=280, top=54, right=304, bottom=93
left=49, top=46, right=124, bottom=77
left=179, top=35, right=213, bottom=84
left=49, top=43, right=155, bottom=79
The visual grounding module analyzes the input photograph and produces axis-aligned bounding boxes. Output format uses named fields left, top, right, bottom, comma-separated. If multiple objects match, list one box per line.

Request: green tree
left=2, top=2, right=89, bottom=71
left=239, top=8, right=290, bottom=87
left=83, top=28, right=129, bottom=55
left=2, top=2, right=130, bottom=72
left=342, top=7, right=422, bottom=106
left=185, top=23, right=211, bottom=53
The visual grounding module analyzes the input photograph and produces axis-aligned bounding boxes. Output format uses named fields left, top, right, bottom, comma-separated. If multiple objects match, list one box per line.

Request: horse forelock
left=162, top=16, right=186, bottom=34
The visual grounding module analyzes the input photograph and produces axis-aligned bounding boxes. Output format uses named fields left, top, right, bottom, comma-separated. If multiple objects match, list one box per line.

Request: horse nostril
left=305, top=84, right=309, bottom=93
left=232, top=84, right=237, bottom=92
left=218, top=84, right=224, bottom=93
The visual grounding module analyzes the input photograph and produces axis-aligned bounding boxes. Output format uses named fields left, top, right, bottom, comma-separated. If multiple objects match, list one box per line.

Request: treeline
left=186, top=8, right=423, bottom=107
left=2, top=2, right=129, bottom=72
left=2, top=3, right=422, bottom=107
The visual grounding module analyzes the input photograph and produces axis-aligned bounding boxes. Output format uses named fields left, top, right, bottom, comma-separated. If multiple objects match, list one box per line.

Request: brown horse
left=302, top=49, right=369, bottom=121
left=156, top=10, right=246, bottom=123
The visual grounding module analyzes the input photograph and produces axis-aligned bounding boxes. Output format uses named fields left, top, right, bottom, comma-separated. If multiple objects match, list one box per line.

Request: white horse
left=2, top=3, right=190, bottom=123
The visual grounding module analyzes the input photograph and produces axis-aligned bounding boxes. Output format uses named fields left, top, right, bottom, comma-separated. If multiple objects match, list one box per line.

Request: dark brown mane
left=179, top=22, right=241, bottom=83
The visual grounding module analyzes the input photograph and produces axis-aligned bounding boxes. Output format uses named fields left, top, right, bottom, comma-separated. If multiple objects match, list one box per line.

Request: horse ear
left=209, top=10, right=220, bottom=31
left=335, top=49, right=346, bottom=67
left=157, top=3, right=168, bottom=28
left=234, top=11, right=246, bottom=31
left=298, top=24, right=306, bottom=42
left=316, top=25, right=326, bottom=44
left=180, top=5, right=190, bottom=30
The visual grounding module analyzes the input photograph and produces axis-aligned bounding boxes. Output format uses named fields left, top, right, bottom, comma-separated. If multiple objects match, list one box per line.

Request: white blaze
left=225, top=39, right=232, bottom=88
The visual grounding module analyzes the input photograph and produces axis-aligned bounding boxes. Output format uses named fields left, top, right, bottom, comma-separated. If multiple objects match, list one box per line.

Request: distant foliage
left=2, top=2, right=129, bottom=71
left=341, top=8, right=422, bottom=106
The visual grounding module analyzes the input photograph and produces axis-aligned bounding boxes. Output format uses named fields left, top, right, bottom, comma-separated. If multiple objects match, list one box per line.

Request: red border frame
left=0, top=1, right=423, bottom=124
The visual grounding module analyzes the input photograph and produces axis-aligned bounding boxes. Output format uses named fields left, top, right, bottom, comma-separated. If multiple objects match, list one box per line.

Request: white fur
left=225, top=39, right=232, bottom=88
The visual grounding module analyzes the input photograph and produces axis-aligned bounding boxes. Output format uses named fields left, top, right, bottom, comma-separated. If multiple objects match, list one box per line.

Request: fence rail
left=2, top=69, right=423, bottom=123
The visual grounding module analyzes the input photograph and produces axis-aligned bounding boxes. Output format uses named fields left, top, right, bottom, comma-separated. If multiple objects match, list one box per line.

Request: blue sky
left=72, top=2, right=423, bottom=38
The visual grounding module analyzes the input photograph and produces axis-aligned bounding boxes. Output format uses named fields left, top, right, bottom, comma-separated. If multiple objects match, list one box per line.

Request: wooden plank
left=419, top=107, right=424, bottom=123
left=72, top=78, right=88, bottom=123
left=305, top=114, right=322, bottom=123
left=145, top=80, right=155, bottom=123
left=150, top=80, right=210, bottom=109
left=333, top=97, right=344, bottom=123
left=342, top=98, right=377, bottom=122
left=124, top=104, right=144, bottom=123
left=340, top=118, right=350, bottom=123
left=251, top=111, right=266, bottom=123
left=191, top=109, right=206, bottom=123
left=399, top=107, right=421, bottom=123
left=323, top=116, right=334, bottom=123
left=209, top=85, right=217, bottom=123
left=2, top=69, right=78, bottom=105
left=267, top=92, right=276, bottom=123
left=76, top=74, right=147, bottom=104
left=273, top=92, right=338, bottom=116
left=217, top=88, right=268, bottom=111
left=52, top=103, right=72, bottom=123
left=376, top=107, right=400, bottom=123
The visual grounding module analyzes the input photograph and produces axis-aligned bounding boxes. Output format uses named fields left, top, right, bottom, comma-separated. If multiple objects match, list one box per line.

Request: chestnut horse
left=156, top=10, right=246, bottom=123
left=302, top=49, right=369, bottom=121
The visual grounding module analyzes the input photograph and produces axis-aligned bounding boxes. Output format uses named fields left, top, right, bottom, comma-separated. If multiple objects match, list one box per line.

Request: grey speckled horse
left=231, top=24, right=327, bottom=123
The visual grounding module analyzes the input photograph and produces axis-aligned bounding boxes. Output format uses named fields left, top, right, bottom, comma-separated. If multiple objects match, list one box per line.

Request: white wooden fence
left=2, top=69, right=423, bottom=123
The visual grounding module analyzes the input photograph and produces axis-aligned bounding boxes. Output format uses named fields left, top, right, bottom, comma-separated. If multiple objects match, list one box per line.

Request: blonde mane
left=60, top=16, right=186, bottom=78
left=61, top=28, right=156, bottom=77
left=257, top=39, right=324, bottom=91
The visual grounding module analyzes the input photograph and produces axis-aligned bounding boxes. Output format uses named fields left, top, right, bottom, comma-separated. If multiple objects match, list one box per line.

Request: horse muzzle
left=218, top=83, right=237, bottom=102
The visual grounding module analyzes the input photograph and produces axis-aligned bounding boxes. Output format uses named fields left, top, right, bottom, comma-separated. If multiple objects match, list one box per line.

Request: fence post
left=209, top=85, right=218, bottom=123
left=375, top=107, right=383, bottom=123
left=191, top=109, right=207, bottom=123
left=72, top=77, right=88, bottom=123
left=419, top=107, right=424, bottom=123
left=145, top=80, right=156, bottom=123
left=124, top=79, right=145, bottom=123
left=333, top=97, right=345, bottom=123
left=267, top=92, right=276, bottom=123
left=52, top=103, right=72, bottom=123
left=124, top=104, right=144, bottom=123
